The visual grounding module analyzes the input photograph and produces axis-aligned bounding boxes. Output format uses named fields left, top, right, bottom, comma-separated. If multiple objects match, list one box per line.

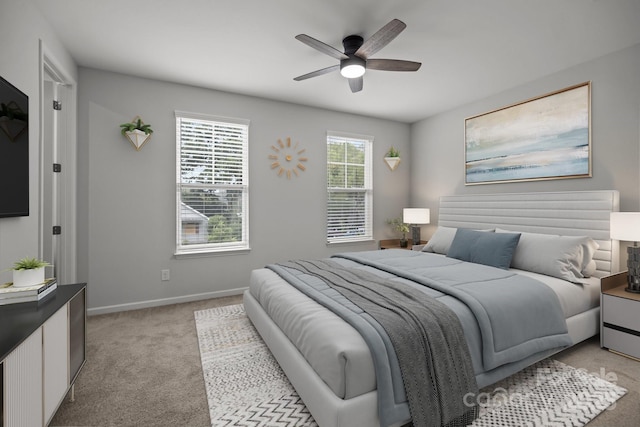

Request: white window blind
left=175, top=111, right=249, bottom=254
left=327, top=132, right=373, bottom=243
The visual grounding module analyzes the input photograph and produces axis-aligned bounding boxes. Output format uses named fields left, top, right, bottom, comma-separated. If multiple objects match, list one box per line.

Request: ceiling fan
left=293, top=19, right=421, bottom=93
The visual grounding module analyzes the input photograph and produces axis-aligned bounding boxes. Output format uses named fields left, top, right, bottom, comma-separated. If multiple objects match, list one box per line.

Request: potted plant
left=384, top=146, right=401, bottom=171
left=8, top=257, right=51, bottom=288
left=386, top=217, right=410, bottom=247
left=120, top=117, right=153, bottom=151
left=0, top=102, right=28, bottom=121
left=0, top=102, right=28, bottom=142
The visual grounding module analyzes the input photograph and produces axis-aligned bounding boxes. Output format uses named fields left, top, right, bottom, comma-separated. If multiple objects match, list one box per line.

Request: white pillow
left=582, top=260, right=597, bottom=278
left=495, top=228, right=599, bottom=282
left=422, top=226, right=458, bottom=254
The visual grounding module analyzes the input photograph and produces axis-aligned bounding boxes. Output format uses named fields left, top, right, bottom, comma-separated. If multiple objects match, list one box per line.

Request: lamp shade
left=403, top=208, right=430, bottom=225
left=610, top=212, right=640, bottom=242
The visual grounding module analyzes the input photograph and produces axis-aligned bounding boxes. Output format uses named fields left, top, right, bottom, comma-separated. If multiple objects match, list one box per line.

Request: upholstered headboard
left=437, top=190, right=620, bottom=277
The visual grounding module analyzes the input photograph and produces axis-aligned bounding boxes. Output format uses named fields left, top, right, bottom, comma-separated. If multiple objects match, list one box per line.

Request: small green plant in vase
left=385, top=146, right=400, bottom=158
left=386, top=217, right=410, bottom=247
left=120, top=117, right=153, bottom=135
left=0, top=102, right=28, bottom=122
left=9, top=257, right=51, bottom=288
left=384, top=146, right=401, bottom=170
left=120, top=117, right=153, bottom=151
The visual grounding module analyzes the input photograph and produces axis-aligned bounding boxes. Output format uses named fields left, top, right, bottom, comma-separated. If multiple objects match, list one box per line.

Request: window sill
left=326, top=238, right=375, bottom=247
left=174, top=247, right=251, bottom=258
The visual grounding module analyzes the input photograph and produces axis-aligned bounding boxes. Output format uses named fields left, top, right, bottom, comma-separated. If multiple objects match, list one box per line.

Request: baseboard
left=87, top=287, right=247, bottom=316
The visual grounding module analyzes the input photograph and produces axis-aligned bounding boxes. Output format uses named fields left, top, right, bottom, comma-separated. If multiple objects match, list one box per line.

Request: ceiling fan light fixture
left=294, top=19, right=419, bottom=92
left=340, top=56, right=366, bottom=78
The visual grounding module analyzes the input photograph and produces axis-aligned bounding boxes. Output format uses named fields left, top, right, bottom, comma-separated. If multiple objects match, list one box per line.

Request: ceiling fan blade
left=295, top=34, right=348, bottom=60
left=366, top=59, right=422, bottom=72
left=294, top=65, right=340, bottom=81
left=355, top=19, right=406, bottom=59
left=348, top=77, right=363, bottom=93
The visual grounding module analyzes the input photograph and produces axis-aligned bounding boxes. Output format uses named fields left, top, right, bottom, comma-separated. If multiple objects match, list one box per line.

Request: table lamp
left=610, top=212, right=640, bottom=293
left=403, top=208, right=430, bottom=245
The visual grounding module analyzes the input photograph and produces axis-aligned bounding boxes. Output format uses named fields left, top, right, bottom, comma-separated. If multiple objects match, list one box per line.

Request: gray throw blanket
left=279, top=259, right=479, bottom=427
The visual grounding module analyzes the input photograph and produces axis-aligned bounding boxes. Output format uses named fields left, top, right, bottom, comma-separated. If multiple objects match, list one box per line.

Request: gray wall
left=410, top=43, right=640, bottom=242
left=6, top=1, right=638, bottom=311
left=77, top=68, right=411, bottom=312
left=0, top=2, right=77, bottom=284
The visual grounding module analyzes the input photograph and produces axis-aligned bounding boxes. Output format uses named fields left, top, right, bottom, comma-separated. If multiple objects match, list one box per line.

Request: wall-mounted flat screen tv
left=0, top=75, right=29, bottom=218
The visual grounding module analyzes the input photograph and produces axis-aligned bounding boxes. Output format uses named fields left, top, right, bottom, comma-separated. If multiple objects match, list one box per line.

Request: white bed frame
left=244, top=190, right=620, bottom=427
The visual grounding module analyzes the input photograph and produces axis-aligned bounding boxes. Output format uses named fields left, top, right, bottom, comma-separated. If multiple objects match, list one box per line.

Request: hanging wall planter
left=126, top=129, right=151, bottom=151
left=384, top=146, right=401, bottom=171
left=120, top=116, right=153, bottom=151
left=0, top=101, right=28, bottom=142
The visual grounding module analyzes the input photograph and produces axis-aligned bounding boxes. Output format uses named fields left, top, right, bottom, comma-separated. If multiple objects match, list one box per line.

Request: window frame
left=326, top=131, right=373, bottom=244
left=175, top=110, right=250, bottom=255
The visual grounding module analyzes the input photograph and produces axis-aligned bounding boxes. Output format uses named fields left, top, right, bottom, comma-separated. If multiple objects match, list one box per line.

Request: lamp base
left=626, top=245, right=640, bottom=293
left=411, top=226, right=421, bottom=245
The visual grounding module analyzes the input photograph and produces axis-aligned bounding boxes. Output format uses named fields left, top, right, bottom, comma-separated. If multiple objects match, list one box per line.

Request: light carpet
left=195, top=304, right=626, bottom=427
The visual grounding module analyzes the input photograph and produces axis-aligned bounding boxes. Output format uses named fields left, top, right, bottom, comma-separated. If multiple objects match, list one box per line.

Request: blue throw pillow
left=447, top=228, right=521, bottom=269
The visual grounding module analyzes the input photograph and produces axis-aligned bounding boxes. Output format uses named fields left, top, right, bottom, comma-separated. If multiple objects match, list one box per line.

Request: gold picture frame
left=465, top=82, right=591, bottom=185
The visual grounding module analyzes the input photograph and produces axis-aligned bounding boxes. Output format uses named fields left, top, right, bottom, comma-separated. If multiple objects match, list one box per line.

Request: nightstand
left=379, top=239, right=427, bottom=250
left=601, top=271, right=640, bottom=361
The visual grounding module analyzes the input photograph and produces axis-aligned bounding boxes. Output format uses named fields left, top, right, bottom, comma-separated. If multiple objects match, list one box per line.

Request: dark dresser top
left=0, top=283, right=86, bottom=362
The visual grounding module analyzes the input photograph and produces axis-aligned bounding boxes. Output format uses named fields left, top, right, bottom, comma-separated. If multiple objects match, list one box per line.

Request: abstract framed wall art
left=465, top=82, right=591, bottom=185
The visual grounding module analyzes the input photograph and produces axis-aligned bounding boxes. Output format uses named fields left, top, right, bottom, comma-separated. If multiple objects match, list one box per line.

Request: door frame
left=39, top=40, right=77, bottom=285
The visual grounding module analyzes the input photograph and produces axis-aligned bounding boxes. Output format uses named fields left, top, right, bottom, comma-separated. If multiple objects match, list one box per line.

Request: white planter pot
left=125, top=129, right=151, bottom=151
left=13, top=267, right=46, bottom=288
left=384, top=156, right=401, bottom=171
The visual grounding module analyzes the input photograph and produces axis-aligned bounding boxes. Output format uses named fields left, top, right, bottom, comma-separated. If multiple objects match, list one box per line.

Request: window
left=175, top=111, right=249, bottom=254
left=326, top=132, right=373, bottom=243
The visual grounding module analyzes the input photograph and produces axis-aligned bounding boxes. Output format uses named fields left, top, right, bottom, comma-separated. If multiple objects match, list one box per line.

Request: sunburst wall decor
left=269, top=137, right=308, bottom=179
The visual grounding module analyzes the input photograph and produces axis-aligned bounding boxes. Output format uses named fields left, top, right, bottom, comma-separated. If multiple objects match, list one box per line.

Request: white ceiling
left=33, top=0, right=640, bottom=123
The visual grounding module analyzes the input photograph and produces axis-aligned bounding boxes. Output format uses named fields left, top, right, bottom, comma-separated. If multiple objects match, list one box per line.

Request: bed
left=244, top=190, right=620, bottom=427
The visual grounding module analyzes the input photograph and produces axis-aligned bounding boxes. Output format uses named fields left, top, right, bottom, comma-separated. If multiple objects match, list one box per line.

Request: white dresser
left=0, top=283, right=86, bottom=426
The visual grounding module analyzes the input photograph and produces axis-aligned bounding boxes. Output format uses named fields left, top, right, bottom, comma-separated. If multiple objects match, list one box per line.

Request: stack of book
left=0, top=278, right=57, bottom=305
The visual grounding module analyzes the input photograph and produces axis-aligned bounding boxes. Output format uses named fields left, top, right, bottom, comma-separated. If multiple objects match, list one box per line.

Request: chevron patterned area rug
left=195, top=303, right=318, bottom=426
left=195, top=304, right=626, bottom=427
left=469, top=358, right=626, bottom=426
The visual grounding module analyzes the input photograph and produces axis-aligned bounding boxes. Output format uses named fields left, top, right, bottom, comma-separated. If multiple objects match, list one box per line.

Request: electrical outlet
left=161, top=269, right=170, bottom=281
